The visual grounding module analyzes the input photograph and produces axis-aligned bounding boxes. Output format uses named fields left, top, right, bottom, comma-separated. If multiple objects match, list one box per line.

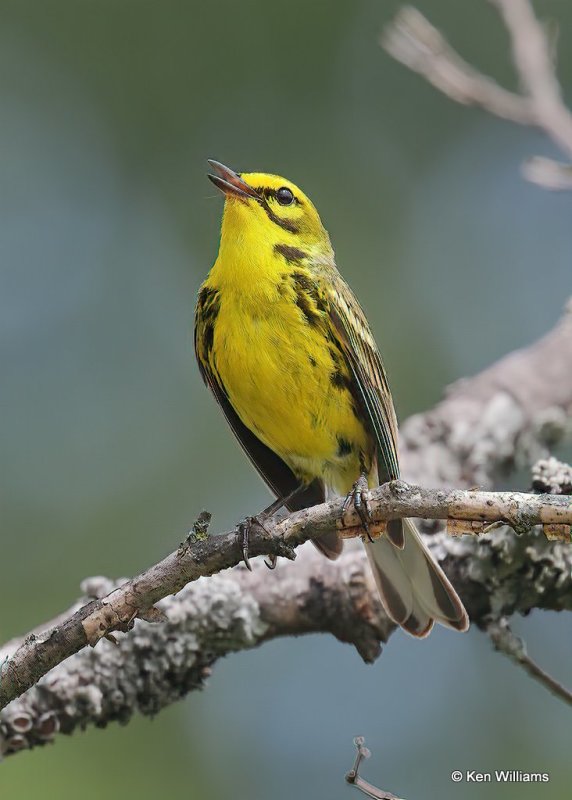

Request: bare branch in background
left=488, top=619, right=572, bottom=707
left=382, top=1, right=572, bottom=189
left=346, top=737, right=405, bottom=800
left=381, top=7, right=533, bottom=124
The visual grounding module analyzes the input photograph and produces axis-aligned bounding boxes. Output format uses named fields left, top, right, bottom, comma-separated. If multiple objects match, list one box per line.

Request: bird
left=195, top=160, right=469, bottom=637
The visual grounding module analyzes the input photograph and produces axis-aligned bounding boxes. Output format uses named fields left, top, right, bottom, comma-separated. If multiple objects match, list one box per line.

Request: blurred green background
left=1, top=0, right=571, bottom=797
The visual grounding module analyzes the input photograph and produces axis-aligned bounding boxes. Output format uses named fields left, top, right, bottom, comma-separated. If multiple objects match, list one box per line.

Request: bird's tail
left=365, top=518, right=469, bottom=637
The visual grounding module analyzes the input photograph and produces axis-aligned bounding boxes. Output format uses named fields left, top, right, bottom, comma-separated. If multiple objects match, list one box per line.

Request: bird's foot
left=236, top=513, right=280, bottom=571
left=236, top=487, right=306, bottom=571
left=342, top=475, right=374, bottom=542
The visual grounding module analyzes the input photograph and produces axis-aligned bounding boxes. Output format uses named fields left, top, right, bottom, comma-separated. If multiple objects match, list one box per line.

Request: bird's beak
left=207, top=159, right=259, bottom=201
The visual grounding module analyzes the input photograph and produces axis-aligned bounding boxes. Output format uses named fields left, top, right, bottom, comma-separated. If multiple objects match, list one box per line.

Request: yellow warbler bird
left=195, top=160, right=469, bottom=637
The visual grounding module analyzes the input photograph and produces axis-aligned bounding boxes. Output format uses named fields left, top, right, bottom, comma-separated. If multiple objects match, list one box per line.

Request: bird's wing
left=326, top=278, right=400, bottom=485
left=194, top=288, right=341, bottom=559
left=325, top=278, right=403, bottom=547
left=324, top=280, right=466, bottom=628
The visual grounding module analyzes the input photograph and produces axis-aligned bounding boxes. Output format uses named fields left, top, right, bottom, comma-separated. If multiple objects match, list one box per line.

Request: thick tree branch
left=1, top=304, right=571, bottom=756
left=0, top=551, right=392, bottom=756
left=2, top=506, right=571, bottom=756
left=1, top=481, right=571, bottom=716
left=382, top=2, right=572, bottom=189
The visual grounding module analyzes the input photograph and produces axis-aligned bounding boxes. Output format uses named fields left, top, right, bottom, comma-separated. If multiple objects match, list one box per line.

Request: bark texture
left=0, top=307, right=571, bottom=757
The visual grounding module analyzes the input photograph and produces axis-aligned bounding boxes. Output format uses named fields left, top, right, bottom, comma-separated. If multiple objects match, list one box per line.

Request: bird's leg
left=343, top=472, right=374, bottom=542
left=237, top=485, right=306, bottom=571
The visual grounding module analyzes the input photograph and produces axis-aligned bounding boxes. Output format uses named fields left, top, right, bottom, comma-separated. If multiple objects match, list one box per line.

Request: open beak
left=207, top=159, right=259, bottom=201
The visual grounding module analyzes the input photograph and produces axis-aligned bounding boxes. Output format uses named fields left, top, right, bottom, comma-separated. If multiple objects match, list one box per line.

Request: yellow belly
left=211, top=292, right=370, bottom=493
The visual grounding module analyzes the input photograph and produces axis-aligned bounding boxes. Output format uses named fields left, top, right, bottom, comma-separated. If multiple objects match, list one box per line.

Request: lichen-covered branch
left=0, top=550, right=392, bottom=756
left=532, top=456, right=572, bottom=495
left=2, top=510, right=571, bottom=757
left=1, top=480, right=571, bottom=718
left=382, top=2, right=572, bottom=189
left=1, top=304, right=571, bottom=757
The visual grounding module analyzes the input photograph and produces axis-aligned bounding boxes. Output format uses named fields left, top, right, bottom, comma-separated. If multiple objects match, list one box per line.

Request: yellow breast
left=209, top=276, right=370, bottom=492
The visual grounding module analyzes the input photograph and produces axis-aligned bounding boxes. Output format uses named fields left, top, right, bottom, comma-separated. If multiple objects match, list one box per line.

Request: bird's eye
left=276, top=187, right=294, bottom=206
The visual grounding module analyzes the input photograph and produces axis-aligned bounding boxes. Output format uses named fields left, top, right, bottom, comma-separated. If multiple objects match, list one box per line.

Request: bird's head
left=207, top=160, right=333, bottom=261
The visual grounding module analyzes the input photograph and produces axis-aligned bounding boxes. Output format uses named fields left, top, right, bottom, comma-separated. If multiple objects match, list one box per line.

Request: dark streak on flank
left=328, top=345, right=344, bottom=370
left=292, top=272, right=328, bottom=313
left=294, top=289, right=320, bottom=326
left=308, top=355, right=317, bottom=367
left=330, top=369, right=351, bottom=390
left=203, top=323, right=215, bottom=360
left=291, top=272, right=327, bottom=327
left=291, top=271, right=315, bottom=293
left=196, top=286, right=221, bottom=361
left=324, top=343, right=367, bottom=433
left=336, top=437, right=353, bottom=457
left=274, top=244, right=307, bottom=263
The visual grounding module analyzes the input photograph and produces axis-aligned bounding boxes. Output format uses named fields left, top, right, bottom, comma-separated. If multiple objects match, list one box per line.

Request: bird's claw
left=237, top=514, right=276, bottom=570
left=237, top=518, right=254, bottom=570
left=343, top=475, right=374, bottom=542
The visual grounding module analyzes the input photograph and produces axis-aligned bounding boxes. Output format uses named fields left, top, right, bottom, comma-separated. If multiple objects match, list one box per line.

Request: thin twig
left=346, top=737, right=405, bottom=800
left=491, top=0, right=572, bottom=159
left=488, top=619, right=572, bottom=707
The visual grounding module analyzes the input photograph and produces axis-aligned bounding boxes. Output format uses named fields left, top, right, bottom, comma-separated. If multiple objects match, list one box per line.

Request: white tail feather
left=365, top=518, right=469, bottom=637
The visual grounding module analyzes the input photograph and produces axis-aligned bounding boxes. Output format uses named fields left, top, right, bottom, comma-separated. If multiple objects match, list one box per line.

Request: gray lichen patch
left=0, top=570, right=269, bottom=753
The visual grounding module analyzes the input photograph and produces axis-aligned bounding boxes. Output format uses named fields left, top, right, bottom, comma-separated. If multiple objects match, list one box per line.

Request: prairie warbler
left=195, top=160, right=468, bottom=637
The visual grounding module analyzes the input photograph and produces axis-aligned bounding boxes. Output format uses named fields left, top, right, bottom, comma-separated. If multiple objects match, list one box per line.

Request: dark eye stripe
left=262, top=205, right=297, bottom=233
left=246, top=184, right=301, bottom=232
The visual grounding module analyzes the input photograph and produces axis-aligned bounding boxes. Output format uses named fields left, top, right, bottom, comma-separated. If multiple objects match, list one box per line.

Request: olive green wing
left=323, top=285, right=467, bottom=630
left=325, top=279, right=403, bottom=546
left=194, top=285, right=342, bottom=559
left=326, top=279, right=400, bottom=482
